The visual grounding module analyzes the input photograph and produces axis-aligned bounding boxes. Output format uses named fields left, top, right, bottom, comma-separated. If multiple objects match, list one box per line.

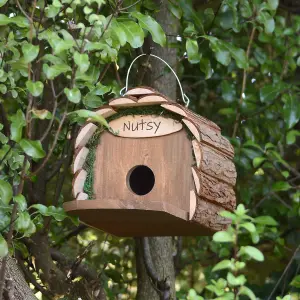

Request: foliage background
left=0, top=0, right=300, bottom=299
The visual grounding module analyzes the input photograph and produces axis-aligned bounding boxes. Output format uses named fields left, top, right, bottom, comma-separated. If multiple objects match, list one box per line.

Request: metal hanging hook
left=120, top=53, right=190, bottom=107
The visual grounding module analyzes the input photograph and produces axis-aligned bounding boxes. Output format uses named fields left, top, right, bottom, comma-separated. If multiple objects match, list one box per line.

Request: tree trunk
left=0, top=257, right=37, bottom=300
left=135, top=1, right=178, bottom=299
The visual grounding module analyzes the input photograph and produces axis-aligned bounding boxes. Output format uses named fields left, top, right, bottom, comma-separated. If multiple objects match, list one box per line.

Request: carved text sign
left=109, top=115, right=183, bottom=138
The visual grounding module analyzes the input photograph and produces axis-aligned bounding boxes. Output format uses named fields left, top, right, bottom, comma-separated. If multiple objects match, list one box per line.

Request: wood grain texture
left=200, top=143, right=237, bottom=186
left=125, top=86, right=156, bottom=97
left=192, top=197, right=231, bottom=231
left=75, top=123, right=97, bottom=149
left=95, top=106, right=117, bottom=118
left=63, top=199, right=216, bottom=236
left=93, top=130, right=194, bottom=212
left=180, top=105, right=221, bottom=131
left=192, top=168, right=236, bottom=211
left=137, top=94, right=168, bottom=105
left=109, top=115, right=183, bottom=138
left=161, top=103, right=187, bottom=117
left=189, top=190, right=197, bottom=220
left=73, top=147, right=89, bottom=174
left=182, top=119, right=200, bottom=141
left=76, top=192, right=88, bottom=200
left=72, top=169, right=87, bottom=198
left=192, top=139, right=201, bottom=168
left=191, top=167, right=200, bottom=194
left=109, top=96, right=137, bottom=107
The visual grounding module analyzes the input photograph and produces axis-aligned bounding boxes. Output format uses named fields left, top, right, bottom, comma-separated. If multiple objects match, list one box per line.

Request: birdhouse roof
left=103, top=86, right=234, bottom=159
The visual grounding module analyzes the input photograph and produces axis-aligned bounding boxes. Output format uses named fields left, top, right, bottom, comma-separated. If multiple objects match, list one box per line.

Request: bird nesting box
left=64, top=86, right=237, bottom=237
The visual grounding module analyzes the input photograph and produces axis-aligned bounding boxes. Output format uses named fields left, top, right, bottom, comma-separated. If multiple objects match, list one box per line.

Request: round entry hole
left=127, top=165, right=155, bottom=196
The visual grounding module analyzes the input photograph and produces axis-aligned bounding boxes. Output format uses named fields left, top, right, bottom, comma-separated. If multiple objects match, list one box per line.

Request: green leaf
left=26, top=81, right=44, bottom=97
left=239, top=286, right=256, bottom=300
left=16, top=211, right=31, bottom=232
left=30, top=204, right=48, bottom=215
left=53, top=39, right=74, bottom=54
left=219, top=210, right=236, bottom=221
left=69, top=109, right=109, bottom=127
left=168, top=1, right=183, bottom=19
left=12, top=16, right=30, bottom=28
left=74, top=52, right=90, bottom=73
left=283, top=93, right=300, bottom=129
left=22, top=44, right=39, bottom=63
left=267, top=0, right=279, bottom=10
left=0, top=180, right=13, bottom=205
left=200, top=58, right=212, bottom=79
left=260, top=84, right=285, bottom=102
left=272, top=181, right=292, bottom=192
left=0, top=234, right=8, bottom=258
left=186, top=39, right=201, bottom=64
left=46, top=206, right=67, bottom=221
left=212, top=259, right=233, bottom=272
left=14, top=194, right=27, bottom=211
left=131, top=12, right=166, bottom=47
left=257, top=11, right=275, bottom=34
left=253, top=157, right=266, bottom=168
left=118, top=21, right=144, bottom=48
left=9, top=109, right=26, bottom=142
left=64, top=87, right=81, bottom=103
left=83, top=94, right=103, bottom=108
left=240, top=0, right=252, bottom=18
left=43, top=64, right=71, bottom=80
left=239, top=246, right=264, bottom=261
left=254, top=216, right=278, bottom=226
left=204, top=36, right=248, bottom=68
left=240, top=222, right=256, bottom=233
left=45, top=5, right=60, bottom=18
left=290, top=275, right=300, bottom=288
left=227, top=272, right=246, bottom=286
left=19, top=139, right=46, bottom=159
left=111, top=19, right=127, bottom=47
left=286, top=130, right=300, bottom=145
left=213, top=231, right=234, bottom=243
left=32, top=109, right=52, bottom=120
left=0, top=0, right=8, bottom=8
left=0, top=14, right=10, bottom=26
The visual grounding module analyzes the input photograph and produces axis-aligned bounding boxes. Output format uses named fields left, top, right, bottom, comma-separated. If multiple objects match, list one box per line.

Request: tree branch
left=232, top=26, right=256, bottom=138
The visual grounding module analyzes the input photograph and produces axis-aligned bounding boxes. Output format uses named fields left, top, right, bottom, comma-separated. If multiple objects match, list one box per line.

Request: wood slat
left=200, top=144, right=236, bottom=186
left=124, top=86, right=156, bottom=97
left=73, top=147, right=89, bottom=174
left=109, top=96, right=137, bottom=107
left=182, top=119, right=200, bottom=141
left=72, top=169, right=87, bottom=198
left=76, top=192, right=88, bottom=200
left=191, top=167, right=201, bottom=194
left=192, top=168, right=236, bottom=211
left=192, top=140, right=201, bottom=168
left=189, top=190, right=197, bottom=220
left=75, top=123, right=97, bottom=149
left=161, top=104, right=187, bottom=117
left=95, top=106, right=117, bottom=118
left=137, top=94, right=168, bottom=105
left=191, top=197, right=231, bottom=231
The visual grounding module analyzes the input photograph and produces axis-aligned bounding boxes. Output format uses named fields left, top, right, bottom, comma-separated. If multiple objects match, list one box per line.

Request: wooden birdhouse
left=64, top=86, right=237, bottom=237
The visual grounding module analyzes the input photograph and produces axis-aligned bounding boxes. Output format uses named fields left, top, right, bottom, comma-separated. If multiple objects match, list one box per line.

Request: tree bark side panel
left=192, top=197, right=232, bottom=231
left=199, top=143, right=237, bottom=186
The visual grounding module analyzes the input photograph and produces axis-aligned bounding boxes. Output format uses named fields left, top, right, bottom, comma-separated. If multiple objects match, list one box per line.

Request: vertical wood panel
left=94, top=129, right=193, bottom=211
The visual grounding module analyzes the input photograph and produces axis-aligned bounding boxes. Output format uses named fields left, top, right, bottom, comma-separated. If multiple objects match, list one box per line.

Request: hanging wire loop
left=120, top=53, right=190, bottom=107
